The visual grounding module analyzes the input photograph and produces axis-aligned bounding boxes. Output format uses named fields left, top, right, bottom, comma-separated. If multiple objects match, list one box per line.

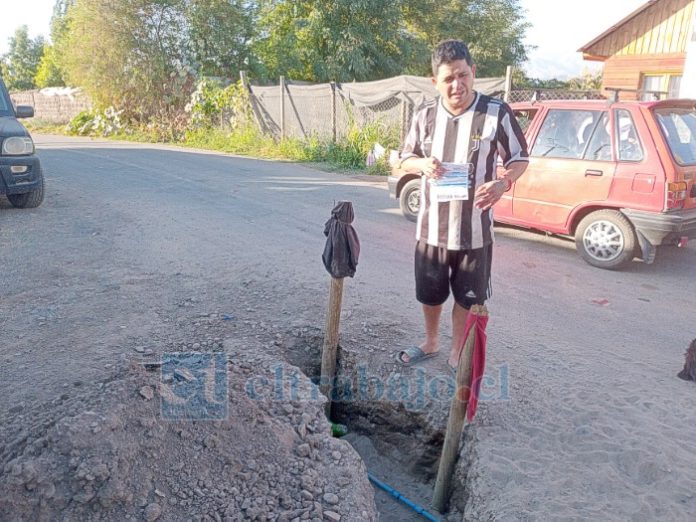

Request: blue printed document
left=430, top=163, right=471, bottom=202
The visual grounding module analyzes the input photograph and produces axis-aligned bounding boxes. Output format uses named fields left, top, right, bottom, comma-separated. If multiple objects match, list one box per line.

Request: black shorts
left=414, top=240, right=492, bottom=309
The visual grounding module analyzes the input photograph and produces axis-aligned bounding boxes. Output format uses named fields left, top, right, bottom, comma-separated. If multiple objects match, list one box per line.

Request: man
left=397, top=39, right=528, bottom=372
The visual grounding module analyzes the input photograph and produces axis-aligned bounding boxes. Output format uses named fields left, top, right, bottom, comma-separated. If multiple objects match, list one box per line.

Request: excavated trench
left=282, top=329, right=471, bottom=520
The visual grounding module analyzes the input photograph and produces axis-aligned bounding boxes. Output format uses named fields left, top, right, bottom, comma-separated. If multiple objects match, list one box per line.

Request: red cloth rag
left=463, top=311, right=488, bottom=421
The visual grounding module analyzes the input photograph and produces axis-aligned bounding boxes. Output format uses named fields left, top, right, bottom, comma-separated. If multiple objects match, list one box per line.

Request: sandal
left=396, top=346, right=439, bottom=366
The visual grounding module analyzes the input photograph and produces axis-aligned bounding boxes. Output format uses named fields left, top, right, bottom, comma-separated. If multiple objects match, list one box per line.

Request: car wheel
left=7, top=166, right=44, bottom=209
left=575, top=210, right=636, bottom=269
left=399, top=179, right=421, bottom=223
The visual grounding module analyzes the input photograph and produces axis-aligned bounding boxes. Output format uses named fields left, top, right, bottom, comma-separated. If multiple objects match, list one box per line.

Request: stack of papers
left=430, top=163, right=471, bottom=202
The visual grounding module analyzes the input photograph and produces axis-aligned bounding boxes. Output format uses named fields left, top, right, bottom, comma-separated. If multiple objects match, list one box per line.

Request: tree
left=1, top=26, right=45, bottom=91
left=251, top=0, right=529, bottom=82
left=38, top=0, right=79, bottom=89
left=567, top=69, right=603, bottom=90
left=58, top=0, right=194, bottom=118
left=52, top=0, right=532, bottom=119
left=186, top=0, right=257, bottom=78
left=512, top=70, right=570, bottom=89
left=511, top=68, right=603, bottom=91
left=56, top=0, right=260, bottom=118
left=402, top=0, right=530, bottom=77
left=253, top=0, right=411, bottom=82
left=35, top=44, right=65, bottom=88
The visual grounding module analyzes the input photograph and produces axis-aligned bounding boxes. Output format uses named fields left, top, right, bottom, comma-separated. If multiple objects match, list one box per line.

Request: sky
left=521, top=0, right=647, bottom=79
left=0, top=0, right=649, bottom=80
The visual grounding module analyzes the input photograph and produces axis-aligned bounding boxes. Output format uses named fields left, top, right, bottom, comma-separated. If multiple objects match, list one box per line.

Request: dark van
left=0, top=77, right=44, bottom=208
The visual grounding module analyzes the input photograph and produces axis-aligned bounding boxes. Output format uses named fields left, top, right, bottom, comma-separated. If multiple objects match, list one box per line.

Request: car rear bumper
left=0, top=155, right=42, bottom=195
left=622, top=207, right=696, bottom=245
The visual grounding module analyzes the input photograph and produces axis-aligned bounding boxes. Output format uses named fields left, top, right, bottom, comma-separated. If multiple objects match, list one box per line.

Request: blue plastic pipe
left=367, top=472, right=440, bottom=522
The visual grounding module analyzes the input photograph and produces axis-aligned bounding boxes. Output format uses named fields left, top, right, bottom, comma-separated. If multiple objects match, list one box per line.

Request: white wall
left=679, top=7, right=696, bottom=98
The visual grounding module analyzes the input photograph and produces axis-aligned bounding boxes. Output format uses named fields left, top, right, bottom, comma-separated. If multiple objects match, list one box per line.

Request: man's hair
left=431, top=40, right=473, bottom=76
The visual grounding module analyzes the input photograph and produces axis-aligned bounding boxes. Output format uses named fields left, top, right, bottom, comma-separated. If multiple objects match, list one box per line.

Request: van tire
left=7, top=166, right=45, bottom=209
left=575, top=210, right=637, bottom=269
left=399, top=179, right=421, bottom=222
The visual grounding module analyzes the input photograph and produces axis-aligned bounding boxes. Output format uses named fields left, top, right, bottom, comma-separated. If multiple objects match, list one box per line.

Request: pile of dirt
left=0, top=352, right=377, bottom=521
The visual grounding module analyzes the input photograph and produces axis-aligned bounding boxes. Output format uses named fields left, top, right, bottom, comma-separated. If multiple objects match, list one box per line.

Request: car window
left=512, top=109, right=538, bottom=134
left=583, top=112, right=612, bottom=161
left=615, top=109, right=643, bottom=162
left=0, top=85, right=9, bottom=114
left=531, top=109, right=604, bottom=160
left=655, top=108, right=696, bottom=166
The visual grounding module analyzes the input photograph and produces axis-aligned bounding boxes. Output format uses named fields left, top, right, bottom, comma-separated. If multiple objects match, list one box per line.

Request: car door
left=495, top=107, right=539, bottom=221
left=512, top=108, right=616, bottom=233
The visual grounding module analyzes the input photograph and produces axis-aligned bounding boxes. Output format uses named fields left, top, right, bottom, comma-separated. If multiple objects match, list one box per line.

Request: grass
left=24, top=120, right=70, bottom=134
left=27, top=118, right=397, bottom=176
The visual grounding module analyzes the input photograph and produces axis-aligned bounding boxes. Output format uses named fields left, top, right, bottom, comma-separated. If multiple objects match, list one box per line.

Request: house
left=578, top=0, right=696, bottom=99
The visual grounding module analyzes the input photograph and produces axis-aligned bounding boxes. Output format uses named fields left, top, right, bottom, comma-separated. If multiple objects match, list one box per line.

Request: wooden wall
left=586, top=0, right=695, bottom=57
left=601, top=54, right=686, bottom=99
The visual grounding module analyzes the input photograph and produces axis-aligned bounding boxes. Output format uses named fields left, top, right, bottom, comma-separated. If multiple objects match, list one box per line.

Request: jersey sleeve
left=496, top=103, right=529, bottom=167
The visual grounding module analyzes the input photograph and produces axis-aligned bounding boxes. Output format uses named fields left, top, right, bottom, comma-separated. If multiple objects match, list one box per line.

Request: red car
left=389, top=98, right=696, bottom=269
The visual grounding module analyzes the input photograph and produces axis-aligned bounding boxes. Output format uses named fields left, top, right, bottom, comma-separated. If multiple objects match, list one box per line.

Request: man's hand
left=474, top=179, right=506, bottom=210
left=422, top=156, right=445, bottom=178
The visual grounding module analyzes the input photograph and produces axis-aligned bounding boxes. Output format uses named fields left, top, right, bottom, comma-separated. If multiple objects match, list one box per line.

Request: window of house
left=668, top=76, right=682, bottom=99
left=640, top=74, right=682, bottom=100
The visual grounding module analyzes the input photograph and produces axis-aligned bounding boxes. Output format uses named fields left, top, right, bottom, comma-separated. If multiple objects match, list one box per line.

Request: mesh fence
left=9, top=79, right=608, bottom=134
left=243, top=79, right=608, bottom=142
left=508, top=89, right=605, bottom=103
left=246, top=75, right=507, bottom=142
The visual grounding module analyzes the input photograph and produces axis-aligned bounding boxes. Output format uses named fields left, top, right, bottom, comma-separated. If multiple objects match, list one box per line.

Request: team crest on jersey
left=470, top=132, right=483, bottom=152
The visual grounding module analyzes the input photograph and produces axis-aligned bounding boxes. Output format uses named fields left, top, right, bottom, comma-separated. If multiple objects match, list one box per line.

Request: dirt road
left=2, top=134, right=696, bottom=520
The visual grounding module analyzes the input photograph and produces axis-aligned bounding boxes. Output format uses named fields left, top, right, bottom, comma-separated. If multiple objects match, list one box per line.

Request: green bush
left=63, top=85, right=399, bottom=176
left=66, top=107, right=124, bottom=137
left=186, top=79, right=253, bottom=132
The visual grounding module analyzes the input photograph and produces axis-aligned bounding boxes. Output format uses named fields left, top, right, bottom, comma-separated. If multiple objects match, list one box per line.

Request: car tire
left=399, top=178, right=421, bottom=223
left=7, top=166, right=45, bottom=209
left=574, top=209, right=637, bottom=269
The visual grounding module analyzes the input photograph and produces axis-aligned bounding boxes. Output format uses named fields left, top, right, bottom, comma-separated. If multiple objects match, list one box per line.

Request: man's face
left=432, top=59, right=476, bottom=115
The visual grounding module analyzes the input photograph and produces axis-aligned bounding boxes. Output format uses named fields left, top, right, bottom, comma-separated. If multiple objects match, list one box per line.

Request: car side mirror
left=15, top=105, right=34, bottom=119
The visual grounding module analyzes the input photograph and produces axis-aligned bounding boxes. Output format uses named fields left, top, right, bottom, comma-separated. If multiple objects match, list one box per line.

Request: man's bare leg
left=447, top=302, right=469, bottom=368
left=400, top=304, right=442, bottom=363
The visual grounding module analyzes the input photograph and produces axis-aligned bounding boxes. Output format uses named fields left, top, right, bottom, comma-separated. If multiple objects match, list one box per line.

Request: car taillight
left=666, top=181, right=688, bottom=209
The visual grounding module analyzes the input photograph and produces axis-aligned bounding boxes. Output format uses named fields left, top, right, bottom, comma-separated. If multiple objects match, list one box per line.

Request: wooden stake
left=330, top=82, right=337, bottom=143
left=239, top=70, right=263, bottom=134
left=400, top=98, right=408, bottom=143
left=320, top=277, right=344, bottom=416
left=504, top=65, right=513, bottom=102
left=432, top=304, right=486, bottom=512
left=279, top=75, right=286, bottom=140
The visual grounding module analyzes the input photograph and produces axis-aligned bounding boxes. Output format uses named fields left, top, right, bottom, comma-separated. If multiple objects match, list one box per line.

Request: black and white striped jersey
left=400, top=94, right=528, bottom=250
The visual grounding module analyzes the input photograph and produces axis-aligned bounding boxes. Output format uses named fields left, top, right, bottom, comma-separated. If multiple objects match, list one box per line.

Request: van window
left=655, top=108, right=696, bottom=166
left=0, top=84, right=9, bottom=115
left=531, top=109, right=607, bottom=160
left=615, top=110, right=643, bottom=162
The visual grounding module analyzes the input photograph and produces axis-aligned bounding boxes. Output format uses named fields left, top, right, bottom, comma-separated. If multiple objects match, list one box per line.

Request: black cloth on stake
left=322, top=201, right=360, bottom=278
